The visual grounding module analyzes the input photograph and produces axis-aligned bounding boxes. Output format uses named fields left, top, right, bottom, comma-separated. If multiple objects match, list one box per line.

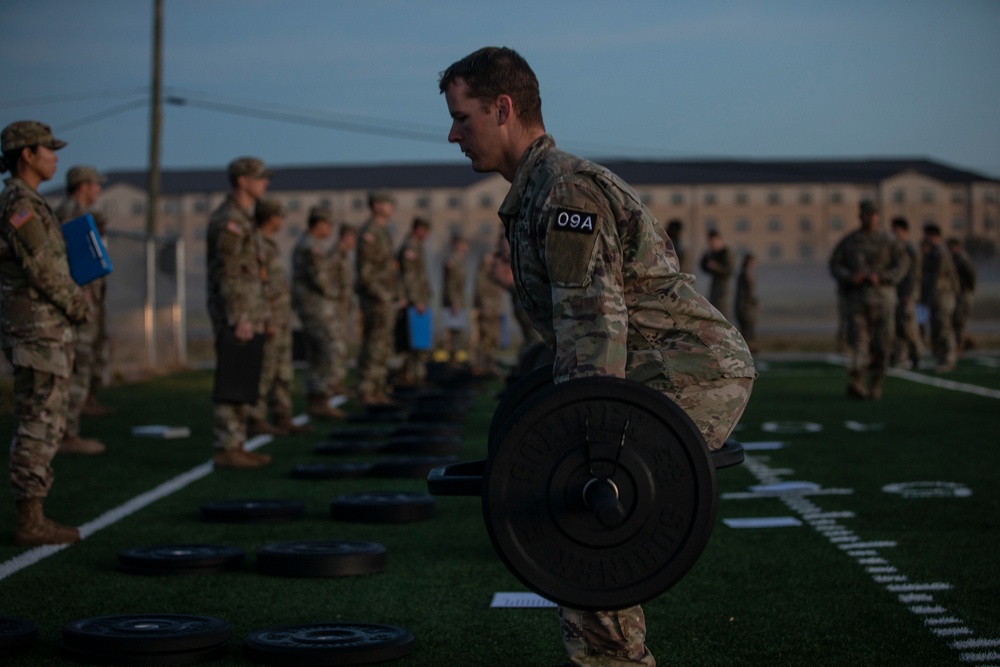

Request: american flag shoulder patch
left=225, top=220, right=243, bottom=236
left=9, top=208, right=33, bottom=229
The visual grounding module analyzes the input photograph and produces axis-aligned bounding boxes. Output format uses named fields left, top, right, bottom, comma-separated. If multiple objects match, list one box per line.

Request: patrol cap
left=368, top=190, right=395, bottom=206
left=228, top=156, right=272, bottom=181
left=255, top=198, right=283, bottom=224
left=859, top=199, right=880, bottom=215
left=307, top=205, right=333, bottom=222
left=1, top=120, right=67, bottom=152
left=66, top=165, right=105, bottom=189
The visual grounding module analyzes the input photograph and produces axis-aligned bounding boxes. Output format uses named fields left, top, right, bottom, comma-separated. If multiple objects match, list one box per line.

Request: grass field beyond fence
left=1, top=356, right=999, bottom=666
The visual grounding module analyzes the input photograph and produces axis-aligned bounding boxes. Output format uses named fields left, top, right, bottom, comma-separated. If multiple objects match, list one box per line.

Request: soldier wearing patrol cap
left=355, top=190, right=401, bottom=406
left=440, top=48, right=756, bottom=666
left=55, top=165, right=109, bottom=455
left=395, top=216, right=433, bottom=387
left=327, top=221, right=358, bottom=396
left=1, top=120, right=90, bottom=546
left=206, top=156, right=273, bottom=468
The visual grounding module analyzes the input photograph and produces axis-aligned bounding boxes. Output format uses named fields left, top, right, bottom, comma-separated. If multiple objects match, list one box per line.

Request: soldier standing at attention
left=920, top=224, right=959, bottom=373
left=355, top=191, right=401, bottom=406
left=890, top=217, right=923, bottom=370
left=665, top=219, right=690, bottom=274
left=328, top=223, right=357, bottom=396
left=441, top=234, right=469, bottom=366
left=206, top=157, right=273, bottom=469
left=472, top=232, right=509, bottom=378
left=1, top=120, right=90, bottom=546
left=947, top=237, right=976, bottom=354
left=734, top=253, right=759, bottom=354
left=248, top=199, right=311, bottom=437
left=396, top=217, right=432, bottom=387
left=699, top=229, right=734, bottom=316
left=829, top=200, right=908, bottom=399
left=291, top=206, right=345, bottom=420
left=440, top=47, right=756, bottom=667
left=54, top=165, right=108, bottom=455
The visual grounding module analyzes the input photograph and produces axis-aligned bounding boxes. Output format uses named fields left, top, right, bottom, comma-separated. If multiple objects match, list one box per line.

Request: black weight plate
left=381, top=436, right=461, bottom=456
left=391, top=422, right=461, bottom=439
left=327, top=427, right=393, bottom=441
left=116, top=562, right=242, bottom=577
left=712, top=438, right=745, bottom=469
left=59, top=641, right=229, bottom=666
left=313, top=440, right=386, bottom=456
left=0, top=616, right=38, bottom=652
left=371, top=455, right=458, bottom=479
left=290, top=462, right=374, bottom=480
left=244, top=622, right=415, bottom=666
left=487, top=364, right=553, bottom=450
left=330, top=491, right=436, bottom=524
left=256, top=541, right=387, bottom=577
left=426, top=459, right=485, bottom=497
left=62, top=614, right=231, bottom=654
left=485, top=377, right=717, bottom=611
left=199, top=499, right=304, bottom=523
left=117, top=544, right=245, bottom=571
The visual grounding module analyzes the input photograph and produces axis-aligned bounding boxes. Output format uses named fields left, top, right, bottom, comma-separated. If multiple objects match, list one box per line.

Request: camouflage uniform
left=397, top=230, right=432, bottom=385
left=253, top=232, right=294, bottom=423
left=355, top=219, right=399, bottom=400
left=206, top=194, right=269, bottom=452
left=53, top=197, right=103, bottom=440
left=829, top=226, right=908, bottom=396
left=950, top=245, right=976, bottom=352
left=734, top=261, right=759, bottom=351
left=1, top=176, right=89, bottom=500
left=472, top=251, right=506, bottom=375
left=892, top=239, right=923, bottom=369
left=292, top=231, right=336, bottom=397
left=328, top=236, right=355, bottom=392
left=920, top=240, right=959, bottom=370
left=700, top=244, right=734, bottom=316
left=498, top=135, right=756, bottom=667
left=441, top=245, right=468, bottom=362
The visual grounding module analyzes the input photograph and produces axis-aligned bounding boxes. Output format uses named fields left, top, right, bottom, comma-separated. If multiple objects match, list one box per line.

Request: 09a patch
left=545, top=206, right=601, bottom=287
left=552, top=207, right=596, bottom=235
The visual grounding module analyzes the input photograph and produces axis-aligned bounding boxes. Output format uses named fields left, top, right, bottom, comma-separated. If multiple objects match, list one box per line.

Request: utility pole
left=145, top=0, right=163, bottom=368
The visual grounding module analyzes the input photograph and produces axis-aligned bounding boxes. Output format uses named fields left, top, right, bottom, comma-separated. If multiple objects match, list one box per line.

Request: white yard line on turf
left=818, top=353, right=1000, bottom=400
left=0, top=433, right=275, bottom=583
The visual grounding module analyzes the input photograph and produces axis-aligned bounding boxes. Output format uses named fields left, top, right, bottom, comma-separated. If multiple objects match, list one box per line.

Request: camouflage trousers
left=252, top=325, right=294, bottom=422
left=928, top=293, right=956, bottom=367
left=845, top=296, right=895, bottom=379
left=212, top=402, right=250, bottom=452
left=65, top=314, right=100, bottom=438
left=399, top=349, right=430, bottom=386
left=330, top=305, right=352, bottom=391
left=475, top=311, right=501, bottom=374
left=300, top=312, right=336, bottom=397
left=892, top=296, right=923, bottom=367
left=559, top=374, right=754, bottom=665
left=953, top=292, right=973, bottom=351
left=5, top=345, right=73, bottom=500
left=357, top=296, right=396, bottom=397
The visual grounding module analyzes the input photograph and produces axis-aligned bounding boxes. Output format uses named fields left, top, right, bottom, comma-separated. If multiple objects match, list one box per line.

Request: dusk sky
left=2, top=0, right=999, bottom=180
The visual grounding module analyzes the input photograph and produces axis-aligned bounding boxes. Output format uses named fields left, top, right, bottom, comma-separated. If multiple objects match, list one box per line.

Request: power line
left=59, top=99, right=148, bottom=132
left=0, top=88, right=149, bottom=109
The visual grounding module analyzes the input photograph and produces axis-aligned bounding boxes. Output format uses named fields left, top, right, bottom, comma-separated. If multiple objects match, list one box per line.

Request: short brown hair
left=439, top=47, right=543, bottom=130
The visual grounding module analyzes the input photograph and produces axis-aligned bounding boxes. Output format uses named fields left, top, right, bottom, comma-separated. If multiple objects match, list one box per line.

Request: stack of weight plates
left=60, top=614, right=230, bottom=666
left=244, top=622, right=415, bottom=666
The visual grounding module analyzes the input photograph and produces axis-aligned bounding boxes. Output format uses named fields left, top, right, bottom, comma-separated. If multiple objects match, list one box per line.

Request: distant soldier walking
left=734, top=253, right=759, bottom=353
left=1, top=120, right=89, bottom=545
left=829, top=200, right=908, bottom=399
left=441, top=234, right=469, bottom=365
left=700, top=229, right=734, bottom=316
left=920, top=224, right=959, bottom=373
left=947, top=237, right=976, bottom=353
left=890, top=217, right=923, bottom=370
left=472, top=230, right=511, bottom=377
left=396, top=217, right=432, bottom=387
left=328, top=223, right=357, bottom=395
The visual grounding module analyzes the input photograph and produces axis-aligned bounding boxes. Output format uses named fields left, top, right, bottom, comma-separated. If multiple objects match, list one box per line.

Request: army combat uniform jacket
left=398, top=233, right=431, bottom=307
left=497, top=135, right=755, bottom=388
left=292, top=233, right=334, bottom=320
left=356, top=222, right=399, bottom=304
left=206, top=195, right=269, bottom=334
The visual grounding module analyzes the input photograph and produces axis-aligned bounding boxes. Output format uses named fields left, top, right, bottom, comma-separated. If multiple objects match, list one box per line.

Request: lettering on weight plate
left=553, top=208, right=596, bottom=234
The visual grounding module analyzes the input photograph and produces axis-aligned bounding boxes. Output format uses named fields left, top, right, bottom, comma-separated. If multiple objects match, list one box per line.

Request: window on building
left=952, top=218, right=965, bottom=231
left=985, top=191, right=997, bottom=204
left=286, top=225, right=302, bottom=238
left=704, top=192, right=716, bottom=205
left=416, top=196, right=431, bottom=209
left=132, top=202, right=144, bottom=216
left=671, top=192, right=684, bottom=206
left=830, top=191, right=843, bottom=204
left=768, top=218, right=782, bottom=232
left=193, top=201, right=207, bottom=213
left=640, top=193, right=653, bottom=206
left=951, top=190, right=965, bottom=204
left=768, top=191, right=781, bottom=205
left=352, top=197, right=365, bottom=210
left=704, top=218, right=718, bottom=233
left=163, top=200, right=178, bottom=214
left=480, top=195, right=493, bottom=208
left=799, top=191, right=812, bottom=205
left=735, top=218, right=749, bottom=232
left=984, top=217, right=996, bottom=230
left=922, top=190, right=934, bottom=204
left=735, top=244, right=749, bottom=257
left=102, top=202, right=118, bottom=217
left=447, top=196, right=461, bottom=209
left=480, top=221, right=496, bottom=235
left=318, top=198, right=331, bottom=209
left=830, top=217, right=843, bottom=231
left=799, top=217, right=812, bottom=232
left=285, top=199, right=300, bottom=211
left=893, top=189, right=905, bottom=204
left=799, top=243, right=814, bottom=260
left=735, top=192, right=748, bottom=205
left=768, top=244, right=782, bottom=259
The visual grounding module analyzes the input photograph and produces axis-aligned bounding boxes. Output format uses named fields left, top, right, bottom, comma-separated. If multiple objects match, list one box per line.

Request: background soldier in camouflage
left=206, top=157, right=273, bottom=469
left=248, top=199, right=310, bottom=436
left=355, top=191, right=401, bottom=405
left=291, top=206, right=344, bottom=420
left=700, top=229, right=734, bottom=316
left=665, top=219, right=690, bottom=273
left=947, top=237, right=976, bottom=353
left=734, top=253, right=759, bottom=353
left=472, top=232, right=509, bottom=378
left=328, top=223, right=357, bottom=395
left=829, top=200, right=908, bottom=399
left=890, top=217, right=923, bottom=370
left=1, top=120, right=89, bottom=546
left=54, top=165, right=108, bottom=455
left=440, top=47, right=756, bottom=667
left=920, top=224, right=959, bottom=373
left=396, top=216, right=432, bottom=387
left=441, top=234, right=469, bottom=365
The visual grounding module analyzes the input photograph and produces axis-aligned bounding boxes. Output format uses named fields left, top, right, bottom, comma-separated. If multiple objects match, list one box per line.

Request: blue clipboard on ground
left=407, top=307, right=433, bottom=351
left=61, top=213, right=113, bottom=285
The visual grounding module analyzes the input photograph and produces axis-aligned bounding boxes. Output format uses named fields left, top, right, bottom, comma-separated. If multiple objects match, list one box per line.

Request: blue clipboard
left=407, top=306, right=433, bottom=351
left=61, top=213, right=113, bottom=285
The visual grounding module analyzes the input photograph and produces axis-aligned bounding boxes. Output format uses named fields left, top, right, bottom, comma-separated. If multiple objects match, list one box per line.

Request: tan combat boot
left=307, top=394, right=347, bottom=420
left=213, top=447, right=272, bottom=470
left=80, top=394, right=116, bottom=417
left=14, top=498, right=81, bottom=547
left=60, top=435, right=106, bottom=455
left=272, top=415, right=313, bottom=436
left=247, top=419, right=284, bottom=438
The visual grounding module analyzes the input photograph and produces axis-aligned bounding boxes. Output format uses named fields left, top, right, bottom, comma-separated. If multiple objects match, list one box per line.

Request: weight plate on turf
left=371, top=455, right=458, bottom=479
left=381, top=435, right=461, bottom=456
left=426, top=459, right=485, bottom=497
left=313, top=440, right=386, bottom=456
left=330, top=491, right=436, bottom=524
left=199, top=499, right=304, bottom=523
left=59, top=641, right=229, bottom=666
left=391, top=422, right=461, bottom=439
left=485, top=377, right=717, bottom=611
left=290, top=462, right=374, bottom=480
left=327, top=427, right=393, bottom=441
left=61, top=614, right=231, bottom=654
left=244, top=622, right=415, bottom=666
left=487, top=364, right=553, bottom=450
left=117, top=544, right=245, bottom=575
left=256, top=541, right=388, bottom=577
left=0, top=616, right=38, bottom=652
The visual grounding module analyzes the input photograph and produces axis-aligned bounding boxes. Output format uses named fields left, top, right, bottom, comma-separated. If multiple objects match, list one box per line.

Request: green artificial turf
left=1, top=357, right=998, bottom=666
